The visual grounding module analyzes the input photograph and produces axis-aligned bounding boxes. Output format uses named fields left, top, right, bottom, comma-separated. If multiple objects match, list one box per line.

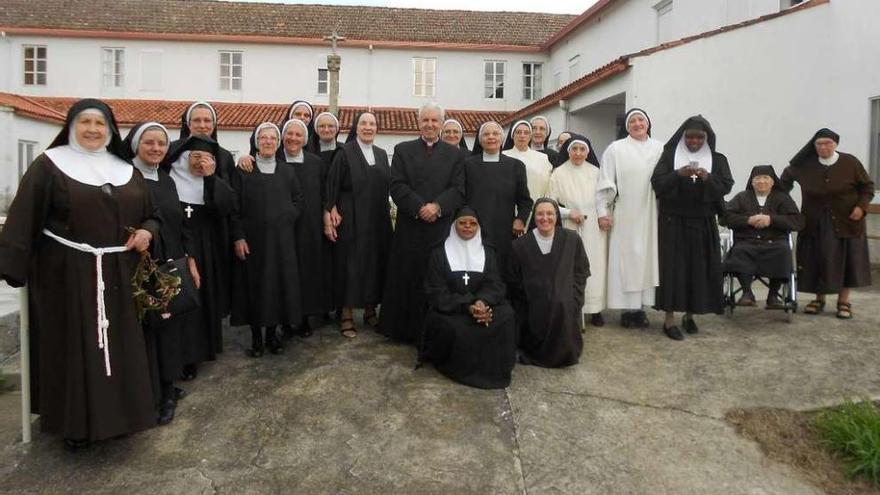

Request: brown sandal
left=340, top=318, right=357, bottom=338
left=836, top=302, right=853, bottom=320
left=803, top=300, right=825, bottom=315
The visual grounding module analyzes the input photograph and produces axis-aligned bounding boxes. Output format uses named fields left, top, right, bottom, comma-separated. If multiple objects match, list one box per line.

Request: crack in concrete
left=503, top=388, right=529, bottom=495
left=195, top=467, right=219, bottom=495
left=536, top=388, right=724, bottom=422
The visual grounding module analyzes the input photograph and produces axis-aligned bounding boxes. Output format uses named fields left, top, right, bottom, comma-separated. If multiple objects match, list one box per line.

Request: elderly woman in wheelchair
left=720, top=165, right=805, bottom=308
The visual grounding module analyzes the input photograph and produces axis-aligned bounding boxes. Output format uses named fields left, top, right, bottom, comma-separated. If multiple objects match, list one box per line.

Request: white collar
left=819, top=152, right=839, bottom=166
left=357, top=138, right=376, bottom=165
left=444, top=223, right=485, bottom=273
left=256, top=154, right=277, bottom=174
left=133, top=156, right=159, bottom=182
left=285, top=150, right=305, bottom=163
left=320, top=140, right=337, bottom=152
left=45, top=143, right=133, bottom=187
left=483, top=152, right=501, bottom=162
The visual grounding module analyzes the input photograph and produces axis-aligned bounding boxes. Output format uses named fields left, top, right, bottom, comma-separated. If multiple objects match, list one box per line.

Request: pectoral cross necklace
left=184, top=204, right=194, bottom=218
left=690, top=173, right=698, bottom=183
left=462, top=272, right=470, bottom=286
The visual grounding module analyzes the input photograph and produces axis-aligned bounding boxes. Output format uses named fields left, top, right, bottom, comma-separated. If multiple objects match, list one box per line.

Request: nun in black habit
left=124, top=121, right=197, bottom=425
left=508, top=198, right=589, bottom=368
left=421, top=207, right=517, bottom=389
left=230, top=122, right=304, bottom=356
left=464, top=121, right=533, bottom=275
left=0, top=99, right=159, bottom=447
left=720, top=165, right=804, bottom=307
left=651, top=115, right=734, bottom=340
left=324, top=112, right=392, bottom=337
left=163, top=133, right=235, bottom=374
left=529, top=116, right=559, bottom=166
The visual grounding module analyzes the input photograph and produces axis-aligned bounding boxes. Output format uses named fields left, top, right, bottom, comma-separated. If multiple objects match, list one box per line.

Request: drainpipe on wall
left=559, top=99, right=570, bottom=132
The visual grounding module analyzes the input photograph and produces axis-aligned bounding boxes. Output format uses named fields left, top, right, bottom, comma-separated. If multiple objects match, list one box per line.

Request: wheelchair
left=719, top=228, right=798, bottom=322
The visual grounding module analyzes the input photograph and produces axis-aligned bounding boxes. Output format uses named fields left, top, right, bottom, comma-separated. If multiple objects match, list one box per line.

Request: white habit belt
left=43, top=229, right=129, bottom=377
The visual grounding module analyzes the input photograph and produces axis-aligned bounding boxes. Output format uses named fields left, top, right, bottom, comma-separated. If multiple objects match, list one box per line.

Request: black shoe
left=682, top=316, right=699, bottom=334
left=174, top=387, right=187, bottom=402
left=63, top=438, right=90, bottom=451
left=663, top=325, right=685, bottom=341
left=297, top=318, right=313, bottom=338
left=517, top=352, right=533, bottom=365
left=620, top=311, right=636, bottom=328
left=248, top=328, right=264, bottom=358
left=281, top=325, right=295, bottom=341
left=265, top=328, right=284, bottom=355
left=157, top=399, right=176, bottom=425
left=590, top=313, right=605, bottom=327
left=765, top=297, right=785, bottom=310
left=180, top=364, right=197, bottom=381
left=635, top=310, right=650, bottom=328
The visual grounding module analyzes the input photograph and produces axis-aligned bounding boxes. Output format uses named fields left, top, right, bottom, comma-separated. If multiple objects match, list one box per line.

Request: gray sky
left=233, top=0, right=595, bottom=15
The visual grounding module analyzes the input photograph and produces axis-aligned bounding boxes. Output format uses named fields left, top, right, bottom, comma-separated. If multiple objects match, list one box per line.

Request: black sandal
left=803, top=299, right=825, bottom=315
left=340, top=318, right=357, bottom=338
left=836, top=302, right=853, bottom=320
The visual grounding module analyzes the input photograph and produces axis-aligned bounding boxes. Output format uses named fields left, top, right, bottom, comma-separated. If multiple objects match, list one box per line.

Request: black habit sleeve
left=287, top=167, right=304, bottom=223
left=390, top=145, right=427, bottom=219
left=702, top=153, right=735, bottom=202
left=324, top=148, right=349, bottom=211
left=473, top=249, right=507, bottom=307
left=433, top=152, right=466, bottom=217
left=512, top=159, right=534, bottom=223
left=719, top=192, right=751, bottom=229
left=424, top=248, right=474, bottom=314
left=135, top=173, right=162, bottom=242
left=650, top=154, right=681, bottom=199
left=0, top=155, right=53, bottom=287
left=768, top=191, right=805, bottom=232
left=572, top=233, right=589, bottom=310
left=229, top=170, right=246, bottom=242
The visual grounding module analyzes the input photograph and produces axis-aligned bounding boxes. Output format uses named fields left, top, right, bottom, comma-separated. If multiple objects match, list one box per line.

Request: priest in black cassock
left=124, top=121, right=197, bottom=425
left=0, top=99, right=158, bottom=448
left=465, top=121, right=532, bottom=274
left=720, top=165, right=804, bottom=307
left=421, top=207, right=517, bottom=389
left=378, top=103, right=466, bottom=344
left=324, top=112, right=392, bottom=337
left=163, top=133, right=235, bottom=375
left=651, top=115, right=734, bottom=340
left=508, top=198, right=589, bottom=368
left=230, top=122, right=303, bottom=356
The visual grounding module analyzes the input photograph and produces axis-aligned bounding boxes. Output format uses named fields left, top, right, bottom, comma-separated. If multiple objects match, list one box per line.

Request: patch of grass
left=814, top=400, right=880, bottom=486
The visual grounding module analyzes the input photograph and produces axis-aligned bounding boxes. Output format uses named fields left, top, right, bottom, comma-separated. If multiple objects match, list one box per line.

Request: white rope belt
left=43, top=229, right=129, bottom=377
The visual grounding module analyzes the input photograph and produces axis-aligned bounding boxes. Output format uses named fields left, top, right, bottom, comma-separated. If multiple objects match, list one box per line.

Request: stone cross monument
left=323, top=29, right=346, bottom=115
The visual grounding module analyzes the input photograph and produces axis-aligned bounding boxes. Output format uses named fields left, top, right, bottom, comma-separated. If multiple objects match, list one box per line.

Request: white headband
left=314, top=112, right=340, bottom=130
left=443, top=119, right=464, bottom=133
left=281, top=119, right=309, bottom=142
left=255, top=122, right=281, bottom=140
left=566, top=139, right=589, bottom=153
left=130, top=122, right=169, bottom=154
left=511, top=120, right=532, bottom=135
left=186, top=101, right=217, bottom=125
left=530, top=115, right=550, bottom=128
left=288, top=102, right=313, bottom=120
left=626, top=110, right=650, bottom=128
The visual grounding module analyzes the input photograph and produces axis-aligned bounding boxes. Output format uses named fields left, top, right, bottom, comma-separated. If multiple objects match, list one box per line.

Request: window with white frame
left=655, top=0, right=674, bottom=44
left=484, top=60, right=505, bottom=99
left=413, top=57, right=436, bottom=97
left=18, top=140, right=37, bottom=179
left=101, top=47, right=125, bottom=88
left=317, top=68, right=329, bottom=95
left=870, top=97, right=880, bottom=186
left=23, top=45, right=47, bottom=86
left=219, top=51, right=242, bottom=91
left=523, top=62, right=543, bottom=101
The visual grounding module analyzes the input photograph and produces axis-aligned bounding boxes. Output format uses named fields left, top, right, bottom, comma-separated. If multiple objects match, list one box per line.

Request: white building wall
left=627, top=0, right=880, bottom=198
left=547, top=0, right=788, bottom=87
left=3, top=35, right=547, bottom=111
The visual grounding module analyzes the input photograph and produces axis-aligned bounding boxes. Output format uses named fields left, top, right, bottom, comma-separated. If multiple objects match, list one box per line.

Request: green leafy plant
left=814, top=399, right=880, bottom=486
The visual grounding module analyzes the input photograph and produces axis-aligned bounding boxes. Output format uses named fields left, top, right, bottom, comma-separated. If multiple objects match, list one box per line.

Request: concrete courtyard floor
left=0, top=283, right=878, bottom=494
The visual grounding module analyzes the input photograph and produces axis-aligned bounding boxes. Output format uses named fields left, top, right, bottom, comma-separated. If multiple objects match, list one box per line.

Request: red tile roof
left=0, top=93, right=512, bottom=135
left=504, top=0, right=829, bottom=124
left=0, top=0, right=575, bottom=50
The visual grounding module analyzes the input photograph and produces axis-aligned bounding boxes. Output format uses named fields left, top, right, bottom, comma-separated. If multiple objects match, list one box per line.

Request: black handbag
left=153, top=230, right=200, bottom=318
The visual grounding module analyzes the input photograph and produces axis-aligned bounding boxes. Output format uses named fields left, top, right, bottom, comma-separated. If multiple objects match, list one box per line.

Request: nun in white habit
left=502, top=119, right=553, bottom=202
left=596, top=108, right=663, bottom=328
left=547, top=134, right=608, bottom=326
